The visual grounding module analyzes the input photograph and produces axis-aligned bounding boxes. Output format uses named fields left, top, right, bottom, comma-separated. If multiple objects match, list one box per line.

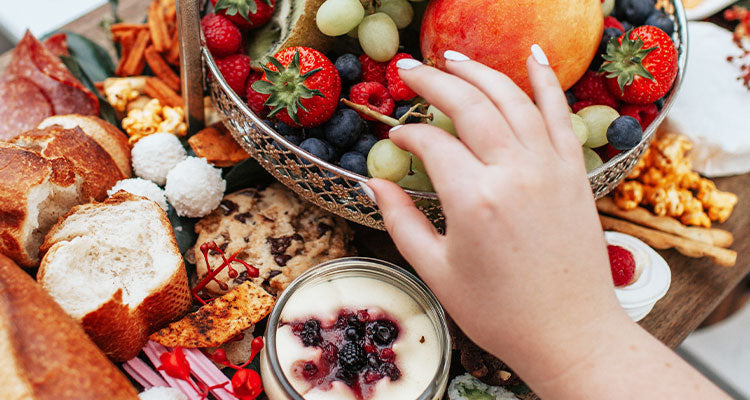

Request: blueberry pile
left=616, top=0, right=674, bottom=35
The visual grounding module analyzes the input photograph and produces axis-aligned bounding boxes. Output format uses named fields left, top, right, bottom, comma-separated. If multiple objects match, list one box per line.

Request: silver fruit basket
left=176, top=0, right=688, bottom=231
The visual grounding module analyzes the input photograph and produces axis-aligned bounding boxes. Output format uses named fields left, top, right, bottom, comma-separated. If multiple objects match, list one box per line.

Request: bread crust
left=0, top=253, right=138, bottom=399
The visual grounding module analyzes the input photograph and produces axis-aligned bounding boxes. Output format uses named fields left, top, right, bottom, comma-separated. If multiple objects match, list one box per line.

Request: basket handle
left=176, top=0, right=205, bottom=135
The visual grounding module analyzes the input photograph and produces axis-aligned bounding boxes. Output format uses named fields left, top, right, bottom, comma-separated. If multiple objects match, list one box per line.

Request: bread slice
left=37, top=114, right=132, bottom=178
left=0, top=253, right=139, bottom=400
left=0, top=142, right=84, bottom=267
left=37, top=191, right=191, bottom=361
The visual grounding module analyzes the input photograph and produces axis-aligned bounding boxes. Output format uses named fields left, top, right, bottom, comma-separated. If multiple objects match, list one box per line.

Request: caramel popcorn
left=613, top=133, right=737, bottom=227
left=122, top=98, right=187, bottom=144
left=102, top=77, right=146, bottom=112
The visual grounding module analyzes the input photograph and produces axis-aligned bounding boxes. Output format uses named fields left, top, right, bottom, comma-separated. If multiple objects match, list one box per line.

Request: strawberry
left=252, top=47, right=341, bottom=128
left=601, top=26, right=678, bottom=105
left=386, top=54, right=417, bottom=101
left=571, top=100, right=596, bottom=113
left=603, top=16, right=624, bottom=33
left=216, top=54, right=251, bottom=97
left=607, top=245, right=636, bottom=287
left=246, top=71, right=268, bottom=118
left=211, top=0, right=275, bottom=30
left=349, top=82, right=395, bottom=121
left=201, top=14, right=242, bottom=58
left=359, top=54, right=388, bottom=86
left=619, top=103, right=658, bottom=129
left=571, top=70, right=619, bottom=109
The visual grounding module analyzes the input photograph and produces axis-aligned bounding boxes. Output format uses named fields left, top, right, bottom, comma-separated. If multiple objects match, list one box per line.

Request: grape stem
left=340, top=99, right=433, bottom=127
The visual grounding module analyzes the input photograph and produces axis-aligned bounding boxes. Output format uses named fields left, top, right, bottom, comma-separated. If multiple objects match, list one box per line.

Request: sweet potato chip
left=144, top=46, right=180, bottom=91
left=148, top=1, right=170, bottom=53
left=188, top=124, right=250, bottom=167
left=144, top=77, right=182, bottom=108
left=119, top=30, right=150, bottom=76
left=150, top=282, right=275, bottom=348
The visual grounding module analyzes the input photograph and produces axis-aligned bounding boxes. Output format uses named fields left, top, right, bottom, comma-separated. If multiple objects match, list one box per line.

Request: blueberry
left=339, top=152, right=368, bottom=176
left=394, top=105, right=419, bottom=123
left=591, top=27, right=625, bottom=70
left=275, top=121, right=300, bottom=137
left=345, top=327, right=361, bottom=341
left=621, top=20, right=634, bottom=32
left=616, top=0, right=655, bottom=26
left=281, top=131, right=303, bottom=146
left=371, top=320, right=398, bottom=346
left=655, top=96, right=667, bottom=110
left=335, top=54, right=362, bottom=86
left=352, top=134, right=378, bottom=156
left=306, top=125, right=325, bottom=139
left=300, top=138, right=333, bottom=162
left=565, top=91, right=577, bottom=107
left=324, top=109, right=365, bottom=148
left=644, top=11, right=674, bottom=36
left=338, top=342, right=367, bottom=372
left=606, top=116, right=643, bottom=151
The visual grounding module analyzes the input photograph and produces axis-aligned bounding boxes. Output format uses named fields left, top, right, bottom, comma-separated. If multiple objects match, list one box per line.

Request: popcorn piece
left=103, top=77, right=146, bottom=112
left=159, top=105, right=187, bottom=136
left=122, top=98, right=187, bottom=144
left=614, top=181, right=644, bottom=210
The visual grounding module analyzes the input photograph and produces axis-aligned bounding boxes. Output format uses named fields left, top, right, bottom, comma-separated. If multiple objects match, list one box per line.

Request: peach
left=420, top=0, right=603, bottom=97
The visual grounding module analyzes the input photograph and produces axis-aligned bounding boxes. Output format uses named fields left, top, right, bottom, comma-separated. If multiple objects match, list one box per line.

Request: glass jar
left=260, top=257, right=451, bottom=400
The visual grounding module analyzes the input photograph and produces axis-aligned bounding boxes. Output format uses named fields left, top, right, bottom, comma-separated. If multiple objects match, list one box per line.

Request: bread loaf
left=38, top=191, right=191, bottom=361
left=0, top=253, right=139, bottom=399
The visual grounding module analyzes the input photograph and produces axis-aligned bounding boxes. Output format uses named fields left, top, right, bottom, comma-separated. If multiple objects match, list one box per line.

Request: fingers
left=365, top=178, right=444, bottom=265
left=396, top=60, right=516, bottom=164
left=527, top=45, right=583, bottom=159
left=443, top=53, right=551, bottom=152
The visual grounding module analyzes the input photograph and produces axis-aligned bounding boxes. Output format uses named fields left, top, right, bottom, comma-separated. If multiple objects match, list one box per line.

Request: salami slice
left=8, top=31, right=98, bottom=116
left=0, top=76, right=53, bottom=140
left=44, top=33, right=69, bottom=57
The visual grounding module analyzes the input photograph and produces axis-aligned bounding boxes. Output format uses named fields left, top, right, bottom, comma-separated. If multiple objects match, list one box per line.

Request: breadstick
left=597, top=197, right=734, bottom=248
left=148, top=0, right=170, bottom=53
left=600, top=215, right=737, bottom=267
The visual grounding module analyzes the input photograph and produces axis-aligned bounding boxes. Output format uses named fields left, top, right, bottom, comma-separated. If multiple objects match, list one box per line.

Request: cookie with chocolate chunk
left=190, top=183, right=355, bottom=296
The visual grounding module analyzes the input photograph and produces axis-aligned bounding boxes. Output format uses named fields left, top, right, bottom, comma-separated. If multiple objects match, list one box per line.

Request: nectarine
left=420, top=0, right=603, bottom=97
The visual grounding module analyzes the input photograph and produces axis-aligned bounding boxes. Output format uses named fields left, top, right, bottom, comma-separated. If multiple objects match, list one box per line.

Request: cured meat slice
left=43, top=33, right=68, bottom=57
left=0, top=76, right=53, bottom=140
left=8, top=31, right=98, bottom=117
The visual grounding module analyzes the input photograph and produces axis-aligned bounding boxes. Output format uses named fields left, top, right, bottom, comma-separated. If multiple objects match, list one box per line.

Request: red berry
left=349, top=82, right=395, bottom=121
left=216, top=54, right=252, bottom=97
left=619, top=103, right=658, bottom=129
left=201, top=14, right=242, bottom=58
left=604, top=144, right=621, bottom=161
left=372, top=122, right=391, bottom=139
left=386, top=53, right=418, bottom=101
left=607, top=245, right=636, bottom=287
left=603, top=16, right=625, bottom=32
left=211, top=0, right=276, bottom=30
left=571, top=100, right=596, bottom=113
left=359, top=54, right=388, bottom=86
left=572, top=70, right=619, bottom=109
left=246, top=71, right=268, bottom=117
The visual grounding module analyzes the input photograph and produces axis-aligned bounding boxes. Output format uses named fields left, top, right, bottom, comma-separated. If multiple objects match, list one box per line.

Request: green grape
left=570, top=113, right=589, bottom=145
left=316, top=0, right=366, bottom=37
left=577, top=105, right=619, bottom=148
left=427, top=104, right=456, bottom=136
left=410, top=153, right=426, bottom=173
left=367, top=139, right=411, bottom=182
left=583, top=147, right=603, bottom=172
left=358, top=13, right=399, bottom=62
left=602, top=0, right=615, bottom=16
left=375, top=0, right=414, bottom=29
left=398, top=170, right=434, bottom=191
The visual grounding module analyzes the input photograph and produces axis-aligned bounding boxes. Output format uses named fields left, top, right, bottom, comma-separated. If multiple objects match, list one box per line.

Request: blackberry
left=335, top=369, right=356, bottom=385
left=345, top=326, right=362, bottom=341
left=338, top=342, right=367, bottom=372
left=299, top=319, right=322, bottom=347
left=372, top=320, right=398, bottom=346
left=379, top=362, right=401, bottom=381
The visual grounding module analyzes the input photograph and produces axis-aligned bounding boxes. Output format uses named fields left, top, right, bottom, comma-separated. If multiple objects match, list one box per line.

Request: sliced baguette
left=0, top=253, right=138, bottom=399
left=38, top=191, right=191, bottom=361
left=0, top=142, right=84, bottom=267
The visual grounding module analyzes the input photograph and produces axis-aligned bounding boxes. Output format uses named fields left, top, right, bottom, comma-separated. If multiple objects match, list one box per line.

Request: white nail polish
left=531, top=44, right=549, bottom=66
left=443, top=50, right=470, bottom=62
left=396, top=58, right=422, bottom=70
left=360, top=183, right=377, bottom=204
left=390, top=125, right=403, bottom=133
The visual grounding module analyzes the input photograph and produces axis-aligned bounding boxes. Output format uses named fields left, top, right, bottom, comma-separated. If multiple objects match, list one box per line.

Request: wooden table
left=2, top=0, right=748, bottom=391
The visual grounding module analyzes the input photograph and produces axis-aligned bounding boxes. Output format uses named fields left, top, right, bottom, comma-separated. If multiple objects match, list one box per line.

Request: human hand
left=365, top=46, right=631, bottom=387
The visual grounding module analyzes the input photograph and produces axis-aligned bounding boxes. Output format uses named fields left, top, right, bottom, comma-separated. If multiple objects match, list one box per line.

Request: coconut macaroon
left=131, top=133, right=187, bottom=186
left=108, top=178, right=168, bottom=211
left=165, top=157, right=226, bottom=218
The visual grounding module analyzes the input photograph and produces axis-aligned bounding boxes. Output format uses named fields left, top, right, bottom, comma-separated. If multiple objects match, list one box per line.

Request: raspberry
left=619, top=103, right=658, bottom=129
left=216, top=54, right=251, bottom=97
left=603, top=16, right=625, bottom=33
left=607, top=245, right=636, bottom=287
left=572, top=70, right=619, bottom=109
left=359, top=54, right=388, bottom=86
left=201, top=14, right=242, bottom=58
left=386, top=54, right=417, bottom=101
left=349, top=82, right=395, bottom=121
left=571, top=100, right=596, bottom=113
left=372, top=122, right=391, bottom=140
left=246, top=71, right=267, bottom=117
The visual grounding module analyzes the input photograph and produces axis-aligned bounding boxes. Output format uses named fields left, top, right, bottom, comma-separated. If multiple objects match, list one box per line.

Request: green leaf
left=59, top=55, right=119, bottom=127
left=108, top=0, right=121, bottom=23
left=166, top=204, right=198, bottom=255
left=62, top=31, right=116, bottom=82
left=223, top=157, right=272, bottom=193
left=251, top=79, right=274, bottom=94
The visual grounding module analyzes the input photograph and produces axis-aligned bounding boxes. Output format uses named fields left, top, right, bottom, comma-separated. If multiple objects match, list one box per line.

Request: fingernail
left=531, top=44, right=549, bottom=66
left=360, top=182, right=377, bottom=204
left=444, top=50, right=470, bottom=62
left=390, top=125, right=403, bottom=133
left=396, top=58, right=422, bottom=70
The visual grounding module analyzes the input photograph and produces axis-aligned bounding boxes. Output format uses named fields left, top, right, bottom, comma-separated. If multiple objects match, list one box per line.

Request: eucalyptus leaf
left=223, top=158, right=272, bottom=193
left=59, top=55, right=119, bottom=127
left=63, top=31, right=115, bottom=82
left=167, top=204, right=198, bottom=255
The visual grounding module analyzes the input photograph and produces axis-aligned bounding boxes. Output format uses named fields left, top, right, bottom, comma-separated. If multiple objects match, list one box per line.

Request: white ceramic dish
left=686, top=0, right=736, bottom=20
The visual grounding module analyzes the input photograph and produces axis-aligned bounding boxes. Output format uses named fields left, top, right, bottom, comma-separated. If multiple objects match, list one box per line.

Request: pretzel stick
left=600, top=215, right=737, bottom=267
left=119, top=29, right=150, bottom=76
left=148, top=0, right=170, bottom=52
left=144, top=45, right=180, bottom=91
left=144, top=77, right=183, bottom=108
left=597, top=197, right=734, bottom=248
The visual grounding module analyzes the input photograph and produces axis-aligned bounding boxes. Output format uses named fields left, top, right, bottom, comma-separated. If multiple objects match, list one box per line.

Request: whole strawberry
left=386, top=53, right=417, bottom=101
left=572, top=70, right=619, bottom=109
left=600, top=26, right=678, bottom=105
left=216, top=54, right=251, bottom=97
left=252, top=47, right=341, bottom=128
left=211, top=0, right=275, bottom=30
left=246, top=71, right=268, bottom=118
left=201, top=13, right=242, bottom=58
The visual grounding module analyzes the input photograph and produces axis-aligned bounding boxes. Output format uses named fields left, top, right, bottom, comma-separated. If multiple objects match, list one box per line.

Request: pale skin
left=365, top=47, right=729, bottom=399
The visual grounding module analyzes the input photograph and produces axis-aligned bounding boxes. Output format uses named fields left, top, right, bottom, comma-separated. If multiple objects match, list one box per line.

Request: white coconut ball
left=138, top=387, right=187, bottom=400
left=108, top=178, right=169, bottom=211
left=131, top=133, right=187, bottom=186
left=165, top=157, right=226, bottom=218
